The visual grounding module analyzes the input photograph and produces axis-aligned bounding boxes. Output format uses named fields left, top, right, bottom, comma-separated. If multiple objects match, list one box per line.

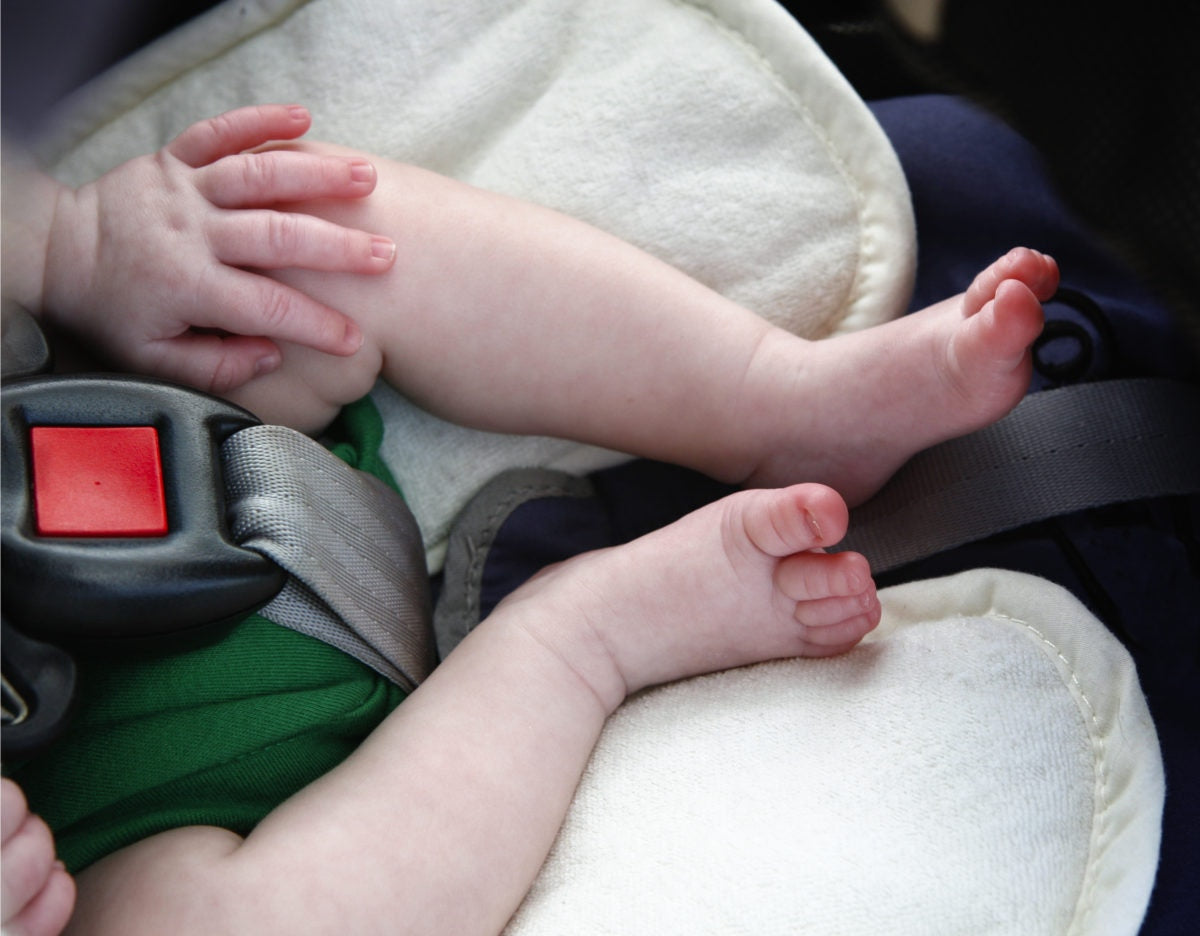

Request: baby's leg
left=224, top=143, right=785, bottom=447
left=227, top=144, right=1056, bottom=505
left=66, top=485, right=874, bottom=935
left=741, top=247, right=1059, bottom=502
left=497, top=482, right=879, bottom=705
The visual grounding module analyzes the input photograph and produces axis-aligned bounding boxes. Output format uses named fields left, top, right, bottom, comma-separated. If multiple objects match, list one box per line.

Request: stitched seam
left=461, top=481, right=587, bottom=626
left=674, top=0, right=868, bottom=326
left=989, top=611, right=1109, bottom=934
left=967, top=429, right=1180, bottom=473
left=857, top=427, right=1194, bottom=526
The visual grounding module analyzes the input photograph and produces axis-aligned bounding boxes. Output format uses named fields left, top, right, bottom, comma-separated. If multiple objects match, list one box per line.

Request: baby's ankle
left=491, top=565, right=633, bottom=714
left=711, top=327, right=812, bottom=484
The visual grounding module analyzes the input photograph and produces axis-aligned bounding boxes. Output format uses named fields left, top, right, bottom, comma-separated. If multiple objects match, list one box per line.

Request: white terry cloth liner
left=505, top=570, right=1164, bottom=936
left=41, top=0, right=916, bottom=572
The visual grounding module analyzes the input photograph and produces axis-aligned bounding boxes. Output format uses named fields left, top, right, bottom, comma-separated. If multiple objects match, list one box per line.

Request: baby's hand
left=40, top=104, right=396, bottom=393
left=1, top=779, right=75, bottom=936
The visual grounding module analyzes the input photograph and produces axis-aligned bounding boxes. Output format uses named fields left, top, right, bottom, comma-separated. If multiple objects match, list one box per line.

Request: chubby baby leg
left=741, top=247, right=1060, bottom=504
left=220, top=142, right=788, bottom=444
left=57, top=485, right=875, bottom=936
left=222, top=140, right=1059, bottom=520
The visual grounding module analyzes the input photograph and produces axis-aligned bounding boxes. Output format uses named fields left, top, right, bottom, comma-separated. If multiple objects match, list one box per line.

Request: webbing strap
left=839, top=378, right=1200, bottom=573
left=221, top=425, right=435, bottom=691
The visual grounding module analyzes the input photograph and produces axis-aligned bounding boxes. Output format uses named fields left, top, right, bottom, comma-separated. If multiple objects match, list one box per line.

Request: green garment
left=6, top=398, right=409, bottom=873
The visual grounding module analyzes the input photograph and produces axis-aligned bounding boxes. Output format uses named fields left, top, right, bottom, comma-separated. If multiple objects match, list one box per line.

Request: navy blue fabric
left=873, top=96, right=1199, bottom=936
left=476, top=463, right=734, bottom=620
left=879, top=95, right=1198, bottom=386
left=475, top=95, right=1199, bottom=933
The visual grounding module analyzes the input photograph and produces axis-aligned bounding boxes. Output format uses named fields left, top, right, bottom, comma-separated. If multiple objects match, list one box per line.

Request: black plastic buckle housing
left=1, top=616, right=76, bottom=760
left=2, top=374, right=286, bottom=640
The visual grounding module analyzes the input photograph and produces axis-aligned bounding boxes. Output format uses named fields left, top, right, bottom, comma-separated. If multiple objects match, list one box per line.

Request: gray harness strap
left=221, top=425, right=435, bottom=691
left=839, top=378, right=1200, bottom=573
left=219, top=378, right=1198, bottom=675
left=433, top=378, right=1198, bottom=657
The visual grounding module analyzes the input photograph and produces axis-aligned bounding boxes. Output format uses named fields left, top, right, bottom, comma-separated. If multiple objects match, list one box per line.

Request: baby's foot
left=498, top=484, right=879, bottom=710
left=1, top=779, right=76, bottom=936
left=743, top=247, right=1059, bottom=504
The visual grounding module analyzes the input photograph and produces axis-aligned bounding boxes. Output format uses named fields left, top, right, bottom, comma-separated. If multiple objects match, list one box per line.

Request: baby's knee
left=225, top=337, right=384, bottom=434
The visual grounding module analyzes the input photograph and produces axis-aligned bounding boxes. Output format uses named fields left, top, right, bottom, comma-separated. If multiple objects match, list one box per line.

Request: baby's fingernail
left=371, top=236, right=396, bottom=263
left=288, top=105, right=309, bottom=122
left=255, top=352, right=281, bottom=376
left=349, top=158, right=375, bottom=184
left=343, top=319, right=364, bottom=351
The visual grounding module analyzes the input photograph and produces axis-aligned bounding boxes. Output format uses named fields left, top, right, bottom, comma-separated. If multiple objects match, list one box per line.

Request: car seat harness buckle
left=2, top=371, right=434, bottom=759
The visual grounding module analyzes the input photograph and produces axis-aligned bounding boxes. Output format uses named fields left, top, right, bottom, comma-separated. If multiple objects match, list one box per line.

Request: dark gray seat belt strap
left=221, top=425, right=436, bottom=691
left=838, top=378, right=1200, bottom=573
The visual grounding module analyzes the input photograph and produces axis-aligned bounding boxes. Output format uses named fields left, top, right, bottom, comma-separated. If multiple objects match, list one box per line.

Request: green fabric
left=6, top=397, right=409, bottom=873
left=321, top=394, right=402, bottom=495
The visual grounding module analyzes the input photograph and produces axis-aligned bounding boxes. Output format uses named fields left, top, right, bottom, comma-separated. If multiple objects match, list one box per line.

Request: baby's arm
left=1, top=105, right=395, bottom=393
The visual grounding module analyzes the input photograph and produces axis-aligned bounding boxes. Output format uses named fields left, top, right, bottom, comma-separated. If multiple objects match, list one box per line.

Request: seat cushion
left=505, top=569, right=1163, bottom=935
left=41, top=0, right=916, bottom=571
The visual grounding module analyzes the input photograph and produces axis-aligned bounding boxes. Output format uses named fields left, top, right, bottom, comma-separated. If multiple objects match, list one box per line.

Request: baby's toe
left=794, top=588, right=879, bottom=629
left=740, top=485, right=849, bottom=558
left=963, top=247, right=1059, bottom=315
left=973, top=279, right=1045, bottom=371
left=1027, top=250, right=1061, bottom=300
left=775, top=550, right=871, bottom=603
left=798, top=605, right=881, bottom=654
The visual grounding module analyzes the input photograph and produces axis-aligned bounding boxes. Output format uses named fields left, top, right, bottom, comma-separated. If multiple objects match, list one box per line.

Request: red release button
left=30, top=426, right=168, bottom=537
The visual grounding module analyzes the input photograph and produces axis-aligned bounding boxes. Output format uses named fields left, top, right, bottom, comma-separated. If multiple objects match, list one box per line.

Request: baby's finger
left=0, top=810, right=57, bottom=921
left=209, top=210, right=396, bottom=274
left=2, top=779, right=29, bottom=843
left=194, top=269, right=363, bottom=359
left=196, top=151, right=378, bottom=207
left=166, top=104, right=313, bottom=168
left=4, top=863, right=75, bottom=936
left=142, top=333, right=284, bottom=396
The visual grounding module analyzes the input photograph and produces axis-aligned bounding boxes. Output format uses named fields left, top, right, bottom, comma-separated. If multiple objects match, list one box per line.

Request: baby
left=1, top=105, right=1058, bottom=935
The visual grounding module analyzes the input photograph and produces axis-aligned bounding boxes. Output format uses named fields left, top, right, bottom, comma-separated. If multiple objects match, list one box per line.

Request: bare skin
left=215, top=145, right=1058, bottom=505
left=1, top=108, right=1059, bottom=935
left=1, top=780, right=76, bottom=936
left=9, top=111, right=1058, bottom=508
left=62, top=483, right=875, bottom=936
left=3, top=106, right=394, bottom=392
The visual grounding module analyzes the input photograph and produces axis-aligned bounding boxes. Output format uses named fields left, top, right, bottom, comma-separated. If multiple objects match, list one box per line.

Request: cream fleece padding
left=505, top=569, right=1164, bottom=936
left=41, top=0, right=915, bottom=571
